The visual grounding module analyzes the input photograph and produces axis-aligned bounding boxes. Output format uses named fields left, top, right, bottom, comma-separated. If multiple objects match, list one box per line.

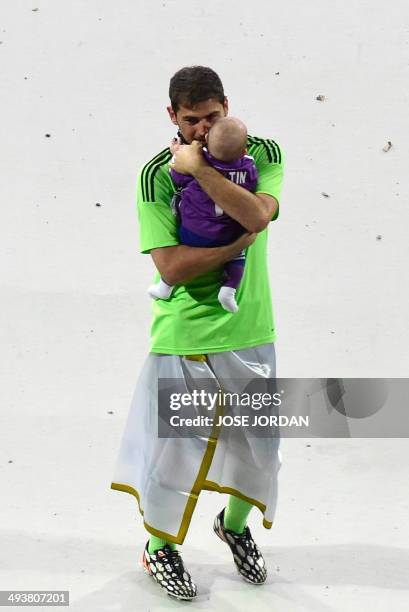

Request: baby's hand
left=170, top=137, right=182, bottom=155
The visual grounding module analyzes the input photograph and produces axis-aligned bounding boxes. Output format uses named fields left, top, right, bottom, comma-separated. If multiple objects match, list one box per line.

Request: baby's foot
left=148, top=279, right=174, bottom=300
left=218, top=286, right=239, bottom=313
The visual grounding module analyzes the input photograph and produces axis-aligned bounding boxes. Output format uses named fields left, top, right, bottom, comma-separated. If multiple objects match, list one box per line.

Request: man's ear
left=223, top=97, right=229, bottom=116
left=167, top=105, right=178, bottom=126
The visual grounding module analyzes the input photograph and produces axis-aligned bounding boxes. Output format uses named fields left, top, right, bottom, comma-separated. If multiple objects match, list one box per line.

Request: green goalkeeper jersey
left=137, top=135, right=285, bottom=355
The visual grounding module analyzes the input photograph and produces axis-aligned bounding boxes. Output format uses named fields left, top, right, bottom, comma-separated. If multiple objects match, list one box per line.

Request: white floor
left=1, top=1, right=409, bottom=610
left=2, top=425, right=408, bottom=610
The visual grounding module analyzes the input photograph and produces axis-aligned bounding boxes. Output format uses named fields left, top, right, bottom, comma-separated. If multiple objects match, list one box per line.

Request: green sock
left=148, top=534, right=177, bottom=554
left=224, top=495, right=253, bottom=534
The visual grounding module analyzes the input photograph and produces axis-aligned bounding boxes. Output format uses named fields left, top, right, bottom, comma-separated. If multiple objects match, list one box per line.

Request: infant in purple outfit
left=148, top=117, right=258, bottom=313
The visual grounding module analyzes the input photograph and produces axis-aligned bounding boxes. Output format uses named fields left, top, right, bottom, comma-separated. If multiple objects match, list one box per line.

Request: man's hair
left=169, top=66, right=225, bottom=112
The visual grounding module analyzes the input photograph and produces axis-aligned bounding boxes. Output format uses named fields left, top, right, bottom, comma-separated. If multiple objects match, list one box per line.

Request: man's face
left=167, top=97, right=228, bottom=144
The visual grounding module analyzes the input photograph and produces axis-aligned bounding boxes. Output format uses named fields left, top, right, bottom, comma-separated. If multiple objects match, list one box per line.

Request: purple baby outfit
left=170, top=149, right=258, bottom=289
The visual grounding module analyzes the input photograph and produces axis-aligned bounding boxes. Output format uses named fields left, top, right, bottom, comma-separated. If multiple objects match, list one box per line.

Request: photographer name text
left=169, top=414, right=309, bottom=427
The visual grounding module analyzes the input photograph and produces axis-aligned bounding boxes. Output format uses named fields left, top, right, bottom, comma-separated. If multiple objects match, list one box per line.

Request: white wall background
left=1, top=2, right=408, bottom=610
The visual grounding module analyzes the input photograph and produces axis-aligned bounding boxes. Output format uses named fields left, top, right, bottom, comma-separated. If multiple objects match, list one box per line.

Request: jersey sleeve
left=250, top=138, right=285, bottom=221
left=137, top=151, right=180, bottom=254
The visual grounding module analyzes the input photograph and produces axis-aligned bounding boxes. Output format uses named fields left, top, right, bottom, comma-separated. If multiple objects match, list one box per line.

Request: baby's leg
left=148, top=225, right=206, bottom=301
left=218, top=255, right=245, bottom=313
left=223, top=258, right=245, bottom=289
left=148, top=278, right=174, bottom=300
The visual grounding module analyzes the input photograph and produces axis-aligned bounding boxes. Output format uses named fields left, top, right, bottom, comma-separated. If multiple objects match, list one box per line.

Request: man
left=111, top=66, right=284, bottom=601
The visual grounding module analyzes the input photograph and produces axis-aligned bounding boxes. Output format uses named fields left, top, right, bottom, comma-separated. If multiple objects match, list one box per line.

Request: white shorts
left=111, top=343, right=282, bottom=544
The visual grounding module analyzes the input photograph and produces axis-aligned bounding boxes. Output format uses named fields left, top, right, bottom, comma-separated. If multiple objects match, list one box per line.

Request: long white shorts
left=111, top=343, right=281, bottom=544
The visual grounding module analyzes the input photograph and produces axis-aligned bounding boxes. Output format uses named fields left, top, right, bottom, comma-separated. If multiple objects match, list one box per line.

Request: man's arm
left=170, top=142, right=278, bottom=233
left=194, top=166, right=278, bottom=232
left=151, top=232, right=257, bottom=286
left=137, top=156, right=255, bottom=286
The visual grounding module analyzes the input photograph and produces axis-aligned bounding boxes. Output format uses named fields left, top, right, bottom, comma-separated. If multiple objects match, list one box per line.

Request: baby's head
left=206, top=117, right=247, bottom=163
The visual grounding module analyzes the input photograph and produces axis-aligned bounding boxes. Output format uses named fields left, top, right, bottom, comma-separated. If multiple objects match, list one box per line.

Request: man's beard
left=177, top=130, right=189, bottom=145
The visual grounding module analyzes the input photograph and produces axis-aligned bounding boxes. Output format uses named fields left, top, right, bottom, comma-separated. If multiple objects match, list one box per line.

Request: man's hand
left=169, top=141, right=208, bottom=176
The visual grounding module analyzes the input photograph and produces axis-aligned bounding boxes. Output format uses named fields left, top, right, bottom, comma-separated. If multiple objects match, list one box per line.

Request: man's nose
left=196, top=119, right=211, bottom=136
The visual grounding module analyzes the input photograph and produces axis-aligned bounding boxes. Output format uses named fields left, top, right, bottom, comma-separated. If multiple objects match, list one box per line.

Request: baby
left=148, top=117, right=258, bottom=313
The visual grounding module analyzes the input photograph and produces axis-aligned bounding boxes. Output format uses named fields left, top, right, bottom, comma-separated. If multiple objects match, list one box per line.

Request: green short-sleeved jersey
left=137, top=135, right=284, bottom=355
